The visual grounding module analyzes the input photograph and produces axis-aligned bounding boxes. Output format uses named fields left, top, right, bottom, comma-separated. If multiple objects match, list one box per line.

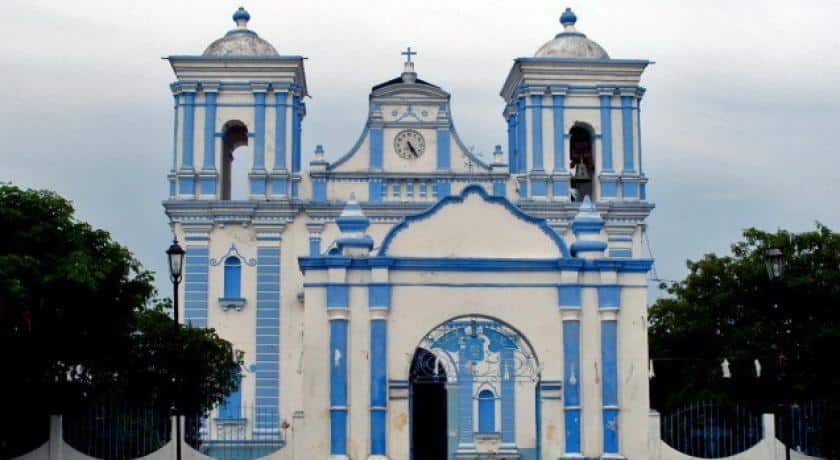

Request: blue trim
left=250, top=177, right=266, bottom=195
left=368, top=178, right=383, bottom=203
left=531, top=178, right=547, bottom=197
left=563, top=320, right=581, bottom=453
left=370, top=127, right=383, bottom=170
left=370, top=319, right=387, bottom=454
left=598, top=286, right=621, bottom=309
left=378, top=185, right=570, bottom=257
left=368, top=284, right=391, bottom=308
left=327, top=284, right=349, bottom=309
left=622, top=96, right=635, bottom=173
left=301, top=257, right=653, bottom=273
left=274, top=92, right=287, bottom=170
left=312, top=177, right=326, bottom=203
left=181, top=92, right=195, bottom=169
left=437, top=128, right=451, bottom=170
left=218, top=373, right=242, bottom=419
left=518, top=177, right=528, bottom=198
left=478, top=389, right=495, bottom=434
left=253, top=92, right=266, bottom=170
left=309, top=236, right=321, bottom=256
left=271, top=178, right=288, bottom=196
left=199, top=177, right=216, bottom=195
left=601, top=179, right=618, bottom=198
left=558, top=285, right=581, bottom=307
left=458, top=350, right=475, bottom=447
left=203, top=92, right=217, bottom=170
left=184, top=245, right=208, bottom=327
left=599, top=95, right=614, bottom=172
left=178, top=177, right=195, bottom=195
left=531, top=94, right=543, bottom=171
left=553, top=95, right=566, bottom=172
left=507, top=116, right=516, bottom=173
left=291, top=95, right=302, bottom=173
left=622, top=181, right=638, bottom=199
left=501, top=348, right=515, bottom=443
left=553, top=179, right=569, bottom=198
left=255, top=246, right=281, bottom=431
left=610, top=248, right=633, bottom=258
left=435, top=179, right=451, bottom=198
left=602, top=319, right=620, bottom=454
left=493, top=180, right=506, bottom=197
left=330, top=319, right=349, bottom=455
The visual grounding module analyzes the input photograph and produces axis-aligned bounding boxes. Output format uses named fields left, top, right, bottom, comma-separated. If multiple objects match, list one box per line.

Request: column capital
left=599, top=309, right=619, bottom=321
left=549, top=85, right=569, bottom=96
left=306, top=222, right=325, bottom=235
left=327, top=308, right=349, bottom=321
left=250, top=82, right=270, bottom=93
left=201, top=82, right=221, bottom=93
left=598, top=87, right=616, bottom=97
left=560, top=308, right=581, bottom=321
left=370, top=308, right=389, bottom=320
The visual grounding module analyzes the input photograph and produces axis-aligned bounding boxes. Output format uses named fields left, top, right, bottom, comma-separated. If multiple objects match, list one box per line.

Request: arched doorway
left=410, top=348, right=448, bottom=460
left=409, top=316, right=541, bottom=459
left=220, top=121, right=249, bottom=200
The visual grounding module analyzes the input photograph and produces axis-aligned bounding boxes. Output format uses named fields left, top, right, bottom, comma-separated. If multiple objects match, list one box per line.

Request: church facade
left=164, top=7, right=654, bottom=460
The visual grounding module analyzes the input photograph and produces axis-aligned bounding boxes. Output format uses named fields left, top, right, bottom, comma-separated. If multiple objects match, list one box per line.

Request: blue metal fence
left=186, top=404, right=285, bottom=460
left=775, top=401, right=826, bottom=457
left=661, top=401, right=763, bottom=458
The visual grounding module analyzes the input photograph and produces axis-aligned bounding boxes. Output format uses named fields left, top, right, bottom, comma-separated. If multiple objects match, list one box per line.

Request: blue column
left=637, top=100, right=644, bottom=175
left=553, top=94, right=566, bottom=172
left=274, top=92, right=287, bottom=170
left=507, top=115, right=516, bottom=170
left=181, top=91, right=196, bottom=169
left=253, top=91, right=267, bottom=170
left=437, top=128, right=451, bottom=170
left=563, top=319, right=582, bottom=454
left=309, top=236, right=321, bottom=256
left=500, top=348, right=515, bottom=445
left=255, top=245, right=281, bottom=432
left=370, top=127, right=383, bottom=170
left=312, top=178, right=326, bottom=203
left=601, top=319, right=619, bottom=454
left=493, top=180, right=506, bottom=197
left=368, top=178, right=383, bottom=203
left=202, top=92, right=217, bottom=170
left=370, top=317, right=388, bottom=455
left=457, top=358, right=475, bottom=449
left=435, top=179, right=451, bottom=198
left=291, top=95, right=302, bottom=173
left=599, top=93, right=614, bottom=173
left=621, top=95, right=635, bottom=173
left=330, top=315, right=349, bottom=456
left=516, top=97, right=527, bottom=172
left=531, top=94, right=543, bottom=171
left=172, top=94, right=179, bottom=172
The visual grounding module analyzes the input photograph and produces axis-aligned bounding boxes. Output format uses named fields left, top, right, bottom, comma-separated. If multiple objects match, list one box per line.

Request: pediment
left=379, top=185, right=569, bottom=258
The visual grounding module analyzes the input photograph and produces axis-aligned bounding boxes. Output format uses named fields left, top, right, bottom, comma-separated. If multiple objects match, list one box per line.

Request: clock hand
left=407, top=141, right=418, bottom=157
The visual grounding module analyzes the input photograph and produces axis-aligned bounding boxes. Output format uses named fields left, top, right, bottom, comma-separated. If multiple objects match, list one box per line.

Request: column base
left=367, top=456, right=389, bottom=460
left=600, top=455, right=625, bottom=460
left=328, top=456, right=350, bottom=460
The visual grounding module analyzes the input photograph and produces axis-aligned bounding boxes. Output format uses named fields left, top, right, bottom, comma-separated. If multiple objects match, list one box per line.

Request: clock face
left=394, top=129, right=426, bottom=159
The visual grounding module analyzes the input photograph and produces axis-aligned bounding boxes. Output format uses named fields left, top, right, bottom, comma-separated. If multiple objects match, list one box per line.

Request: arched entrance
left=409, top=316, right=541, bottom=459
left=410, top=348, right=448, bottom=460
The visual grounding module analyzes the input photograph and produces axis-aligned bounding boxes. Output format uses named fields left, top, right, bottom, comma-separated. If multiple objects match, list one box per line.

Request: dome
left=202, top=7, right=279, bottom=57
left=534, top=8, right=609, bottom=59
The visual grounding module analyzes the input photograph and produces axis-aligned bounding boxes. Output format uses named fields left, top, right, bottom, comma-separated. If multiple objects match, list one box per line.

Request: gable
left=379, top=185, right=569, bottom=258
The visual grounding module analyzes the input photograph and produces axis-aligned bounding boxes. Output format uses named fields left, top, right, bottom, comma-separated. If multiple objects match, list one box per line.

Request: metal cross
left=401, top=47, right=417, bottom=64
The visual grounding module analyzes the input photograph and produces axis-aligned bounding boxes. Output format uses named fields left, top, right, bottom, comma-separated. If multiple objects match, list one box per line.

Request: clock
left=394, top=129, right=426, bottom=159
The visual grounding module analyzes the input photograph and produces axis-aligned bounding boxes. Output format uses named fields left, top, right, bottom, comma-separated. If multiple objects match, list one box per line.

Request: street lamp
left=166, top=239, right=186, bottom=460
left=765, top=248, right=784, bottom=281
left=764, top=247, right=790, bottom=460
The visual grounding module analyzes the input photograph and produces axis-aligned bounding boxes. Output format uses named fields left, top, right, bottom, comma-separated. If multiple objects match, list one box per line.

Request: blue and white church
left=164, top=6, right=654, bottom=460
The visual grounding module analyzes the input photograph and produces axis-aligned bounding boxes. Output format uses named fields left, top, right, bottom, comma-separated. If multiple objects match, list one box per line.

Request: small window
left=392, top=183, right=401, bottom=199
left=406, top=182, right=414, bottom=197
left=478, top=389, right=495, bottom=433
left=420, top=183, right=428, bottom=198
left=223, top=257, right=242, bottom=298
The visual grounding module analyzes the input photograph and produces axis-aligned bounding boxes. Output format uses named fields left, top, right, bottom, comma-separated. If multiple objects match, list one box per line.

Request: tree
left=649, top=224, right=840, bottom=457
left=0, top=184, right=241, bottom=456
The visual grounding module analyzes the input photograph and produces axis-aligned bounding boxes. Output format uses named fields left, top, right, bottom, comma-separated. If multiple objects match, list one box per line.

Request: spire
left=570, top=196, right=607, bottom=258
left=232, top=7, right=251, bottom=29
left=401, top=47, right=418, bottom=83
left=332, top=194, right=374, bottom=256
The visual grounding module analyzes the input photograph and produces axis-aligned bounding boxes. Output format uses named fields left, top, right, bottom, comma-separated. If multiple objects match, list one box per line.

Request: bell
left=573, top=162, right=590, bottom=180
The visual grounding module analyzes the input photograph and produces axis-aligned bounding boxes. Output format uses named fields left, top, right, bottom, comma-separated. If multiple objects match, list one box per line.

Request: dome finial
left=560, top=7, right=578, bottom=28
left=233, top=6, right=251, bottom=29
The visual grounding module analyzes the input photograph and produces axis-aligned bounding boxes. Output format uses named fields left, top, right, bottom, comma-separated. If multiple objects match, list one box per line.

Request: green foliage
left=0, top=184, right=240, bottom=455
left=650, top=224, right=840, bottom=457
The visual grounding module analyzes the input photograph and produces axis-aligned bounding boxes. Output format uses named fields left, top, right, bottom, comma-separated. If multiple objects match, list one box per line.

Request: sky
left=2, top=0, right=839, bottom=298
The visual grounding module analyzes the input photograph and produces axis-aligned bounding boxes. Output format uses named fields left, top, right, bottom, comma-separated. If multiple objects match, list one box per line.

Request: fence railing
left=775, top=401, right=827, bottom=457
left=660, top=401, right=763, bottom=458
left=62, top=403, right=171, bottom=460
left=185, top=404, right=285, bottom=460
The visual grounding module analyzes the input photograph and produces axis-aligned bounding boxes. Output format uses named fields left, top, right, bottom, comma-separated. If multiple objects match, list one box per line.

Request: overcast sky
left=2, top=0, right=839, bottom=298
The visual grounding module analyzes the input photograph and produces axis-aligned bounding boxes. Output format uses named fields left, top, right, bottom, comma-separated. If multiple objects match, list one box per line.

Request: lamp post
left=764, top=247, right=789, bottom=460
left=166, top=239, right=186, bottom=460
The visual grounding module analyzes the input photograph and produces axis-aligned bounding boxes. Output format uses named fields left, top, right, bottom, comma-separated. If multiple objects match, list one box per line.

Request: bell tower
left=501, top=7, right=649, bottom=203
left=166, top=7, right=307, bottom=201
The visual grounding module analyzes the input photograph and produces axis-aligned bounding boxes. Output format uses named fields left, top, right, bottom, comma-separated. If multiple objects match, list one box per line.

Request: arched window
left=478, top=389, right=495, bottom=433
left=223, top=256, right=241, bottom=298
left=218, top=372, right=242, bottom=419
left=221, top=121, right=249, bottom=200
left=569, top=125, right=595, bottom=202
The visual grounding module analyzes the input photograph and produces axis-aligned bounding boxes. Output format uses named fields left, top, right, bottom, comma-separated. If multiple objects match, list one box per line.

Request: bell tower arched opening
left=569, top=124, right=595, bottom=202
left=220, top=121, right=248, bottom=200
